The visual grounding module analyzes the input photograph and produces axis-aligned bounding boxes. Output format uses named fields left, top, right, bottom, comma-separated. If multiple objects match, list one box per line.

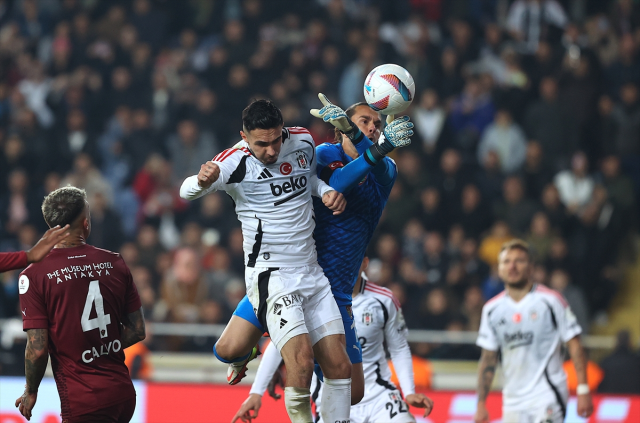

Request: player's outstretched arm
left=121, top=307, right=146, bottom=349
left=15, top=328, right=49, bottom=421
left=322, top=190, right=346, bottom=215
left=567, top=336, right=594, bottom=418
left=26, top=225, right=71, bottom=264
left=474, top=348, right=498, bottom=423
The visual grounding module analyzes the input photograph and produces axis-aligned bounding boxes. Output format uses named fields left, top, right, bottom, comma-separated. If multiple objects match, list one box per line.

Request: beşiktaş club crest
left=362, top=309, right=374, bottom=325
left=295, top=151, right=309, bottom=169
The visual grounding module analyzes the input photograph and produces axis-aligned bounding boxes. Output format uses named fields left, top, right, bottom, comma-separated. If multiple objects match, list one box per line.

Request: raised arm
left=474, top=348, right=498, bottom=423
left=15, top=329, right=49, bottom=421
left=121, top=307, right=146, bottom=349
left=180, top=162, right=220, bottom=200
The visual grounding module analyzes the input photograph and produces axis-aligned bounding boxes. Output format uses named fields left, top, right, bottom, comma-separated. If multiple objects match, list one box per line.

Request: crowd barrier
left=1, top=377, right=638, bottom=423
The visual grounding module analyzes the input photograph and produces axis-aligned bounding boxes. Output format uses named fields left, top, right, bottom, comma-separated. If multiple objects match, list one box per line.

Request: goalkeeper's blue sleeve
left=351, top=133, right=397, bottom=188
left=317, top=143, right=372, bottom=194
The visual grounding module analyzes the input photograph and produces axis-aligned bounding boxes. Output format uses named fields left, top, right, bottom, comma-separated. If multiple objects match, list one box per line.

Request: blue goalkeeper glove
left=310, top=93, right=363, bottom=142
left=364, top=115, right=414, bottom=164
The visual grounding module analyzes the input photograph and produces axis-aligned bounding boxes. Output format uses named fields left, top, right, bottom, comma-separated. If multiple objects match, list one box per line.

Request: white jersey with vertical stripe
left=476, top=284, right=582, bottom=411
left=180, top=127, right=333, bottom=268
left=353, top=278, right=413, bottom=403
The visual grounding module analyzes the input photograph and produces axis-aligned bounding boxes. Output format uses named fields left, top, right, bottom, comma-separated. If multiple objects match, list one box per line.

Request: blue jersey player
left=213, top=94, right=413, bottom=406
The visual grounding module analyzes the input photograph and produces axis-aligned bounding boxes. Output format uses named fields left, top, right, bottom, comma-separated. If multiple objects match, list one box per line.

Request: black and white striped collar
left=359, top=271, right=369, bottom=295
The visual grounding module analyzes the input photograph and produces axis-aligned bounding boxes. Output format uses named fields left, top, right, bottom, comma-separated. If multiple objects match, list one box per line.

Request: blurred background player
left=15, top=186, right=145, bottom=422
left=232, top=257, right=434, bottom=423
left=180, top=100, right=352, bottom=423
left=0, top=225, right=70, bottom=273
left=474, top=239, right=593, bottom=423
left=215, top=97, right=414, bottom=408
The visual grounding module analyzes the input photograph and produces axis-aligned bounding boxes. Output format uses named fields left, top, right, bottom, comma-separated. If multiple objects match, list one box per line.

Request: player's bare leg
left=213, top=316, right=263, bottom=384
left=313, top=333, right=352, bottom=422
left=279, top=333, right=315, bottom=422
left=351, top=362, right=364, bottom=404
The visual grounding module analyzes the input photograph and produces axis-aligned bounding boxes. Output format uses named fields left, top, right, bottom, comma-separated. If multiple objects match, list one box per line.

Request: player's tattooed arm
left=121, top=307, right=146, bottom=349
left=477, top=348, right=498, bottom=402
left=24, top=329, right=49, bottom=393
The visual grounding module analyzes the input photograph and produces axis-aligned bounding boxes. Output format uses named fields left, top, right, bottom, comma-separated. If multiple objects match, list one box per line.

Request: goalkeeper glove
left=310, top=93, right=363, bottom=142
left=365, top=115, right=414, bottom=164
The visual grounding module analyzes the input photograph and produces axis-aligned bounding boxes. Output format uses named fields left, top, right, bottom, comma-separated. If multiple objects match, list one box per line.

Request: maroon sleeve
left=18, top=271, right=49, bottom=330
left=0, top=251, right=28, bottom=273
left=122, top=260, right=142, bottom=314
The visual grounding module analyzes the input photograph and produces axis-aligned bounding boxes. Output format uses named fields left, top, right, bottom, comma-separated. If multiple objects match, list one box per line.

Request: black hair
left=41, top=186, right=87, bottom=228
left=242, top=99, right=284, bottom=132
left=334, top=102, right=372, bottom=143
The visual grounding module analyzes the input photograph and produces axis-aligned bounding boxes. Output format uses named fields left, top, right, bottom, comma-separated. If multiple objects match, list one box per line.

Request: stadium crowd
left=0, top=0, right=638, bottom=368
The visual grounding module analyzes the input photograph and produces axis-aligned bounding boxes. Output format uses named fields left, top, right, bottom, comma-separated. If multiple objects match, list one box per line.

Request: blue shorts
left=233, top=295, right=265, bottom=332
left=232, top=296, right=362, bottom=364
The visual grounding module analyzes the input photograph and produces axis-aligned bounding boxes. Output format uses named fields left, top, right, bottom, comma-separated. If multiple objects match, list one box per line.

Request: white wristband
left=577, top=383, right=590, bottom=395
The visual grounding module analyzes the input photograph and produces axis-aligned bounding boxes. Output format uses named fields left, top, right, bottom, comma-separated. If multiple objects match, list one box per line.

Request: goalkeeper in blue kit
left=213, top=94, right=414, bottom=410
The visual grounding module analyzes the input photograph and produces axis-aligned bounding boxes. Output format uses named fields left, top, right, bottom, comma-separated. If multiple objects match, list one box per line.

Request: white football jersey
left=476, top=284, right=582, bottom=411
left=180, top=127, right=333, bottom=268
left=353, top=278, right=415, bottom=402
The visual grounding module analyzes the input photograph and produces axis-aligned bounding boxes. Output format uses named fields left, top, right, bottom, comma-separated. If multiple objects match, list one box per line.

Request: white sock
left=321, top=378, right=351, bottom=423
left=285, top=387, right=313, bottom=423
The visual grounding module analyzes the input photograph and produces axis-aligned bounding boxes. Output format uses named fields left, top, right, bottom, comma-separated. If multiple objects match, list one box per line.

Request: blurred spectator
left=456, top=184, right=492, bottom=239
left=412, top=89, right=452, bottom=167
left=520, top=141, right=555, bottom=200
left=554, top=151, right=594, bottom=214
left=61, top=152, right=114, bottom=206
left=166, top=120, right=217, bottom=186
left=419, top=187, right=449, bottom=235
left=421, top=232, right=449, bottom=285
left=524, top=77, right=574, bottom=169
left=158, top=247, right=214, bottom=325
left=525, top=212, right=554, bottom=262
left=88, top=191, right=125, bottom=252
left=0, top=169, right=42, bottom=238
left=598, top=330, right=640, bottom=394
left=339, top=42, right=379, bottom=107
left=548, top=269, right=590, bottom=333
left=494, top=176, right=540, bottom=235
left=478, top=221, right=512, bottom=268
left=506, top=0, right=568, bottom=54
left=460, top=238, right=490, bottom=287
left=477, top=109, right=527, bottom=174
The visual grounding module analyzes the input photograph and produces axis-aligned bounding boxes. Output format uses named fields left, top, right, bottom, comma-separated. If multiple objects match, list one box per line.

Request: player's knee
left=214, top=337, right=247, bottom=361
left=322, top=356, right=352, bottom=380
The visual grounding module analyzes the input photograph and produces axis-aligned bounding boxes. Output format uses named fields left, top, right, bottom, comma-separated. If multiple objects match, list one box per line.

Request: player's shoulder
left=284, top=127, right=315, bottom=148
left=482, top=291, right=507, bottom=313
left=212, top=143, right=252, bottom=164
left=362, top=280, right=401, bottom=311
left=316, top=142, right=345, bottom=165
left=533, top=284, right=568, bottom=308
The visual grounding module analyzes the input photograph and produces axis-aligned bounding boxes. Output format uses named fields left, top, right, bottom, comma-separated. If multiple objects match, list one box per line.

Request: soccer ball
left=363, top=64, right=415, bottom=116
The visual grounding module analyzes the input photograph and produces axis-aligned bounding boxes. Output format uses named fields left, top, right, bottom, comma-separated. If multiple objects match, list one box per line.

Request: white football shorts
left=246, top=263, right=343, bottom=351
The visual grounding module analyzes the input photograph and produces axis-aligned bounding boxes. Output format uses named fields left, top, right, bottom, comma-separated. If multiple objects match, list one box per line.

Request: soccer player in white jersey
left=232, top=258, right=434, bottom=423
left=474, top=239, right=593, bottom=423
left=180, top=100, right=352, bottom=422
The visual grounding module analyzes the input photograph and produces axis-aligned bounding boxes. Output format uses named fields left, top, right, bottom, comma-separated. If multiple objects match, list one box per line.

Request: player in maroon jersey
left=15, top=186, right=146, bottom=423
left=0, top=224, right=70, bottom=273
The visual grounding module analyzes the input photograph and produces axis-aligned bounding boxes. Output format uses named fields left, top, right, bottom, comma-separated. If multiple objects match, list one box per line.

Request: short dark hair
left=242, top=99, right=283, bottom=132
left=334, top=102, right=372, bottom=143
left=500, top=239, right=531, bottom=261
left=42, top=186, right=87, bottom=228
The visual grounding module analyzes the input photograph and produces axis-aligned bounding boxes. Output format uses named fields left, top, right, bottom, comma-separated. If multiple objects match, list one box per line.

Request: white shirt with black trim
left=180, top=127, right=334, bottom=268
left=354, top=276, right=415, bottom=402
left=477, top=284, right=582, bottom=411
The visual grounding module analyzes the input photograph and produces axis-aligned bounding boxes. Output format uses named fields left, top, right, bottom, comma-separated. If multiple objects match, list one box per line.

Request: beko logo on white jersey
left=270, top=176, right=307, bottom=196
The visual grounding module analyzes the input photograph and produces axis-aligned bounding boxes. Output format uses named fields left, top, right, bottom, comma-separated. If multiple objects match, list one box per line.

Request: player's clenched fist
left=198, top=161, right=220, bottom=188
left=322, top=190, right=346, bottom=215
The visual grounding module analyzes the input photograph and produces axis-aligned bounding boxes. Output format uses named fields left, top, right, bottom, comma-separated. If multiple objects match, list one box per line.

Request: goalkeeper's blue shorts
left=233, top=295, right=362, bottom=364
